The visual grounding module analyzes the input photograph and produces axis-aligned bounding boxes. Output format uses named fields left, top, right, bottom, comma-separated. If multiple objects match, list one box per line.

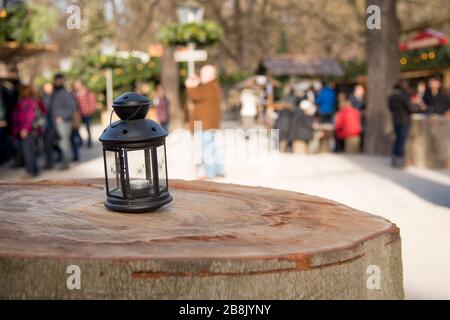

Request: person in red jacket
left=334, top=95, right=361, bottom=154
left=74, top=80, right=96, bottom=148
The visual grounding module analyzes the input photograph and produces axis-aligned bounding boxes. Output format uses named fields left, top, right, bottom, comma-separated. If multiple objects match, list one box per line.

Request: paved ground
left=1, top=125, right=449, bottom=299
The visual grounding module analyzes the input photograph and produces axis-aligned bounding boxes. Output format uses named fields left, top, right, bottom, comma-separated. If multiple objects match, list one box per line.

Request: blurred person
left=11, top=85, right=40, bottom=177
left=334, top=92, right=347, bottom=152
left=66, top=81, right=82, bottom=161
left=70, top=104, right=82, bottom=162
left=42, top=82, right=53, bottom=108
left=410, top=81, right=428, bottom=114
left=416, top=81, right=427, bottom=101
left=334, top=94, right=361, bottom=154
left=41, top=82, right=61, bottom=169
left=74, top=80, right=96, bottom=148
left=5, top=66, right=21, bottom=127
left=47, top=73, right=77, bottom=170
left=240, top=87, right=258, bottom=130
left=260, top=77, right=274, bottom=123
left=137, top=83, right=151, bottom=97
left=137, top=83, right=158, bottom=120
left=289, top=100, right=316, bottom=154
left=349, top=84, right=367, bottom=151
left=226, top=89, right=241, bottom=114
left=0, top=85, right=8, bottom=164
left=0, top=66, right=21, bottom=164
left=153, top=83, right=170, bottom=131
left=423, top=76, right=449, bottom=115
left=185, top=65, right=223, bottom=179
left=261, top=77, right=273, bottom=105
left=316, top=81, right=336, bottom=123
left=388, top=80, right=415, bottom=168
left=32, top=87, right=47, bottom=154
left=305, top=86, right=316, bottom=104
left=349, top=84, right=365, bottom=110
left=285, top=87, right=300, bottom=106
left=273, top=103, right=293, bottom=152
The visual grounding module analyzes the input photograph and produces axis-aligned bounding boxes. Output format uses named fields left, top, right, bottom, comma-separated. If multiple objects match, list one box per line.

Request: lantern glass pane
left=105, top=150, right=123, bottom=198
left=126, top=149, right=154, bottom=198
left=157, top=145, right=167, bottom=191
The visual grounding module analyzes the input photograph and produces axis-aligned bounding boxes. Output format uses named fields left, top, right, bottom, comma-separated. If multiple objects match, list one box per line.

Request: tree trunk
left=160, top=0, right=183, bottom=130
left=364, top=0, right=400, bottom=155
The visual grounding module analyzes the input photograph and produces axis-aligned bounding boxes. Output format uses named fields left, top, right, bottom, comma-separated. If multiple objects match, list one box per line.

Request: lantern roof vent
left=100, top=92, right=167, bottom=146
left=112, top=92, right=151, bottom=120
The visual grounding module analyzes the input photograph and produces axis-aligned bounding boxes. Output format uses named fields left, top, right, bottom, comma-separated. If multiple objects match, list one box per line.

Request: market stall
left=406, top=114, right=450, bottom=168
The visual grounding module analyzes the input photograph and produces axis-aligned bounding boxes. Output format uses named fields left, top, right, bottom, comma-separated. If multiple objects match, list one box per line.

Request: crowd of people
left=0, top=70, right=97, bottom=177
left=272, top=81, right=365, bottom=154
left=1, top=63, right=448, bottom=179
left=267, top=76, right=449, bottom=167
left=388, top=76, right=448, bottom=167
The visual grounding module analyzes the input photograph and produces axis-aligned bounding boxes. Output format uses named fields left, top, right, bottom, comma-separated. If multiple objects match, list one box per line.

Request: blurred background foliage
left=0, top=2, right=57, bottom=44
left=69, top=55, right=161, bottom=95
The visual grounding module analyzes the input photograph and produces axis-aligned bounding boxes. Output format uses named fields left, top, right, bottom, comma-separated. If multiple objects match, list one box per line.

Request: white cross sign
left=173, top=49, right=207, bottom=62
left=174, top=46, right=208, bottom=77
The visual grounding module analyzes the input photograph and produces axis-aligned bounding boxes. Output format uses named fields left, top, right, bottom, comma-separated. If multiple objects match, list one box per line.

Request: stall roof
left=235, top=75, right=281, bottom=90
left=262, top=54, right=344, bottom=77
left=0, top=41, right=57, bottom=63
left=400, top=28, right=448, bottom=51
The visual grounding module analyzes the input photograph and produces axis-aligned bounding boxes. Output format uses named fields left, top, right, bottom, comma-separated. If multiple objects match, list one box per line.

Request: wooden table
left=0, top=179, right=404, bottom=299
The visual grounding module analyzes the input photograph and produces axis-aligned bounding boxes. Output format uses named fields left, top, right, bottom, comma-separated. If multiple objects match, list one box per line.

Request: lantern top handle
left=112, top=92, right=151, bottom=120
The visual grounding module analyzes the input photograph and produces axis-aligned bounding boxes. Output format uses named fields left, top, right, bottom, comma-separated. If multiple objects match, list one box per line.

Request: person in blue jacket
left=316, top=82, right=337, bottom=123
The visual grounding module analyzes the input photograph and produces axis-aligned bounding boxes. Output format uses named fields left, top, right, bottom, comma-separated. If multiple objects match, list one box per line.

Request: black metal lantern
left=99, top=92, right=172, bottom=213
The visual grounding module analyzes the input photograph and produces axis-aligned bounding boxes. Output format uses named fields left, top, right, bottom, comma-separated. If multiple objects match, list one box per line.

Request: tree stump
left=0, top=179, right=404, bottom=299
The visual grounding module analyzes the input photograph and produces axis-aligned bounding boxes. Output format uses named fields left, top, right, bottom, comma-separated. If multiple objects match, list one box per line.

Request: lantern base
left=105, top=192, right=172, bottom=213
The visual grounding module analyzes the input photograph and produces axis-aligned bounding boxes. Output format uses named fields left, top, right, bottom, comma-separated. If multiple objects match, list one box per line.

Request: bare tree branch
left=401, top=13, right=450, bottom=34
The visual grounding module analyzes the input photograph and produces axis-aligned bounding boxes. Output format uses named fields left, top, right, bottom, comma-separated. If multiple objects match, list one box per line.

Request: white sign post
left=174, top=43, right=207, bottom=77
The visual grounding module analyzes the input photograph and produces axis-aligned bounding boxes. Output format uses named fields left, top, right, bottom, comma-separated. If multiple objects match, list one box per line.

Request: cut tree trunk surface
left=0, top=179, right=404, bottom=299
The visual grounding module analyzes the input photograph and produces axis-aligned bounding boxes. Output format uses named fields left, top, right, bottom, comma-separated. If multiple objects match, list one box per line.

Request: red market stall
left=400, top=28, right=448, bottom=52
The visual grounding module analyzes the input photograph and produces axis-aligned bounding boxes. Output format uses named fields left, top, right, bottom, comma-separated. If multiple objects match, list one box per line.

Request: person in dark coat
left=289, top=100, right=315, bottom=154
left=0, top=66, right=21, bottom=164
left=388, top=80, right=416, bottom=168
left=349, top=84, right=366, bottom=110
left=274, top=105, right=293, bottom=152
left=0, top=83, right=8, bottom=164
left=46, top=73, right=77, bottom=169
left=423, top=76, right=449, bottom=115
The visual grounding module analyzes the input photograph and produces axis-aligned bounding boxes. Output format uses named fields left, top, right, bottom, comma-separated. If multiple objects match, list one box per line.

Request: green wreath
left=157, top=20, right=223, bottom=48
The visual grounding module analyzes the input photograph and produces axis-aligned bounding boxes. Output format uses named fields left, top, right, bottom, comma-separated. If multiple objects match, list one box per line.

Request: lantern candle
left=130, top=179, right=150, bottom=190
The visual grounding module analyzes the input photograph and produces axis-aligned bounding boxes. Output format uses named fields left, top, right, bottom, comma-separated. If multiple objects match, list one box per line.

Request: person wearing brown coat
left=185, top=65, right=224, bottom=179
left=186, top=79, right=221, bottom=132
